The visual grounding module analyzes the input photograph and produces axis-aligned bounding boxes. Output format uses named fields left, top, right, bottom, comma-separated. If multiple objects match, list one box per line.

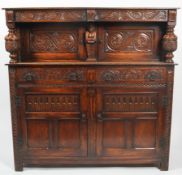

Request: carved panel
left=97, top=10, right=168, bottom=21
left=15, top=9, right=167, bottom=22
left=25, top=94, right=80, bottom=112
left=105, top=30, right=153, bottom=52
left=30, top=31, right=77, bottom=53
left=15, top=10, right=86, bottom=22
left=103, top=93, right=158, bottom=112
left=17, top=68, right=86, bottom=82
left=99, top=69, right=164, bottom=82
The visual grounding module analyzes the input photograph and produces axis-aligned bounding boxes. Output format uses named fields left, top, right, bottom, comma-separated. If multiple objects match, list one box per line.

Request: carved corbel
left=162, top=10, right=177, bottom=63
left=85, top=23, right=97, bottom=61
left=5, top=11, right=19, bottom=63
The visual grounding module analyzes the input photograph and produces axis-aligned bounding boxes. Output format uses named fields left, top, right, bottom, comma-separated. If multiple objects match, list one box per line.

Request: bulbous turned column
left=5, top=29, right=19, bottom=63
left=162, top=10, right=177, bottom=63
left=5, top=10, right=19, bottom=63
left=162, top=26, right=177, bottom=63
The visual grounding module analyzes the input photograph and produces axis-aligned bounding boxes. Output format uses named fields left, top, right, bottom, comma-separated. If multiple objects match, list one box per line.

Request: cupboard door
left=96, top=88, right=163, bottom=158
left=98, top=24, right=162, bottom=62
left=20, top=23, right=86, bottom=61
left=20, top=87, right=88, bottom=157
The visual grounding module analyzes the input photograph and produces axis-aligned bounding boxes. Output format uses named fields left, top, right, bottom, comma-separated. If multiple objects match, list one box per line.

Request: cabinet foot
left=159, top=161, right=169, bottom=171
left=14, top=162, right=23, bottom=171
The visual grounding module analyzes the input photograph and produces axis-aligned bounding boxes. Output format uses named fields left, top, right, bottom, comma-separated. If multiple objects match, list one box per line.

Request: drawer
left=96, top=67, right=167, bottom=85
left=16, top=67, right=87, bottom=84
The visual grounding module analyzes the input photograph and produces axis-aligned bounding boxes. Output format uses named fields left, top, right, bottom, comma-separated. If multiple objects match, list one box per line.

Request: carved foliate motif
left=145, top=71, right=162, bottom=81
left=100, top=69, right=163, bottom=82
left=65, top=71, right=84, bottom=81
left=15, top=10, right=86, bottom=22
left=30, top=31, right=77, bottom=53
left=105, top=31, right=152, bottom=52
left=14, top=9, right=167, bottom=22
left=104, top=94, right=158, bottom=112
left=97, top=10, right=168, bottom=21
left=26, top=94, right=80, bottom=112
left=18, top=69, right=85, bottom=82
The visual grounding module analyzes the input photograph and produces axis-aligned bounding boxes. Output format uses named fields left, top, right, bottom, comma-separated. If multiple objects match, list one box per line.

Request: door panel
left=103, top=120, right=125, bottom=148
left=96, top=88, right=163, bottom=157
left=20, top=87, right=88, bottom=157
left=20, top=23, right=86, bottom=61
left=98, top=23, right=163, bottom=61
left=58, top=120, right=81, bottom=148
left=27, top=120, right=49, bottom=148
left=134, top=119, right=156, bottom=148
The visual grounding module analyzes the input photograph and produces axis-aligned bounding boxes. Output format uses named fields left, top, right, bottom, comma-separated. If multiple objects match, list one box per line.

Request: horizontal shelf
left=6, top=61, right=177, bottom=67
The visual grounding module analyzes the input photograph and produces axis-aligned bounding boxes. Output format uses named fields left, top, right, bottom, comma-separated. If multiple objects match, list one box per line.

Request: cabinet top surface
left=3, top=7, right=179, bottom=10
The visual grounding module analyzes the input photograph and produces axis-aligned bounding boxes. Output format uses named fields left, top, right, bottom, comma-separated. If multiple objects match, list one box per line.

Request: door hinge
left=162, top=96, right=168, bottom=107
left=15, top=96, right=21, bottom=107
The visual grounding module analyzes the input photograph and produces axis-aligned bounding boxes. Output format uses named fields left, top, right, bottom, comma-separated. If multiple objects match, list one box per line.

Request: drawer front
left=16, top=67, right=87, bottom=84
left=16, top=66, right=167, bottom=87
left=96, top=67, right=167, bottom=85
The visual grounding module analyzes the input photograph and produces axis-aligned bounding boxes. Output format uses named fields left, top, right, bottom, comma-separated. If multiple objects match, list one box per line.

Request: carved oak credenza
left=4, top=8, right=178, bottom=171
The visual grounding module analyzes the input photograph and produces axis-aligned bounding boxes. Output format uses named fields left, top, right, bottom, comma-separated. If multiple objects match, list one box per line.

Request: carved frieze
left=30, top=31, right=77, bottom=53
left=15, top=10, right=86, bottom=22
left=105, top=31, right=152, bottom=52
left=97, top=10, right=168, bottom=21
left=100, top=69, right=163, bottom=82
left=14, top=9, right=168, bottom=22
left=18, top=69, right=86, bottom=82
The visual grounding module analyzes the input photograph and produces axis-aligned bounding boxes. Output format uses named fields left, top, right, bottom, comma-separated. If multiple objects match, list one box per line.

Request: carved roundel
left=61, top=34, right=76, bottom=50
left=107, top=33, right=124, bottom=50
left=133, top=33, right=151, bottom=51
left=127, top=11, right=143, bottom=20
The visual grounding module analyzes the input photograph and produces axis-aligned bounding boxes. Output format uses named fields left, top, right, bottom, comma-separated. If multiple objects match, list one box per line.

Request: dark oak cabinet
left=4, top=8, right=178, bottom=171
